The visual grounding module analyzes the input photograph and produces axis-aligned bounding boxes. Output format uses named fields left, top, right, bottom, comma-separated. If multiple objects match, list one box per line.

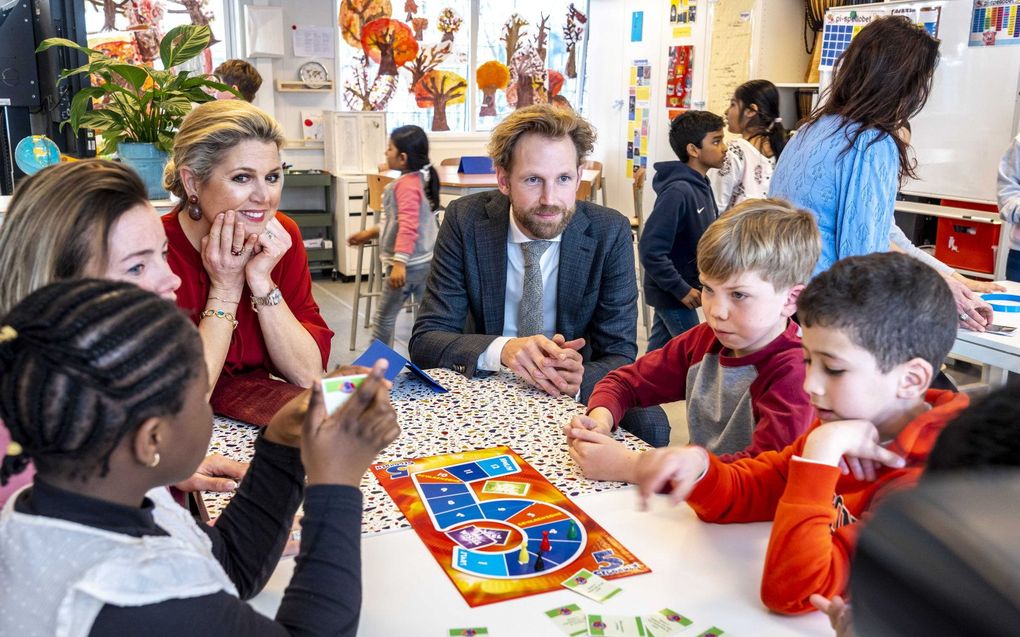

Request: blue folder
left=353, top=339, right=448, bottom=393
left=457, top=156, right=494, bottom=174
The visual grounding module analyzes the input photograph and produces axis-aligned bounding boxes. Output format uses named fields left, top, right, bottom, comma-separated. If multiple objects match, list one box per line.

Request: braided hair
left=0, top=280, right=203, bottom=484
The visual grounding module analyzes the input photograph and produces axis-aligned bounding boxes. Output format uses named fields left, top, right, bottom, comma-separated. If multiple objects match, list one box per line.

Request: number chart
left=370, top=447, right=650, bottom=607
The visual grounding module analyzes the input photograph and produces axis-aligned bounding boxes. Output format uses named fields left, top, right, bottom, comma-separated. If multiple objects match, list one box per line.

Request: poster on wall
left=821, top=7, right=941, bottom=70
left=669, top=0, right=697, bottom=38
left=627, top=59, right=651, bottom=179
left=970, top=0, right=1020, bottom=46
left=706, top=0, right=753, bottom=119
left=665, top=45, right=693, bottom=110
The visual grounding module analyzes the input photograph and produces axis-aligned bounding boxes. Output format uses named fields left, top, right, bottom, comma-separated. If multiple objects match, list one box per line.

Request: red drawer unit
left=934, top=217, right=1000, bottom=274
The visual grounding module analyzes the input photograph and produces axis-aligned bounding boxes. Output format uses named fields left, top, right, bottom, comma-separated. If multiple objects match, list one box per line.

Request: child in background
left=997, top=133, right=1020, bottom=281
left=0, top=279, right=399, bottom=636
left=633, top=252, right=968, bottom=615
left=212, top=59, right=263, bottom=102
left=349, top=125, right=440, bottom=348
left=565, top=199, right=820, bottom=479
left=709, top=79, right=786, bottom=211
left=639, top=111, right=726, bottom=351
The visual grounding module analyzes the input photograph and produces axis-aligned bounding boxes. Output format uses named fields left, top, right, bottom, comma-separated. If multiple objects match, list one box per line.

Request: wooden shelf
left=775, top=82, right=819, bottom=89
left=275, top=79, right=334, bottom=93
left=283, top=139, right=325, bottom=150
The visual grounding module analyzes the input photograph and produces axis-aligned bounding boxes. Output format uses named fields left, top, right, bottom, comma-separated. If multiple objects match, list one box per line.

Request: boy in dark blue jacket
left=640, top=111, right=727, bottom=351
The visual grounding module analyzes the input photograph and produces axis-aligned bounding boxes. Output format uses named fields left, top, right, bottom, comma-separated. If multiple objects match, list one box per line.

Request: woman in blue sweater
left=770, top=15, right=994, bottom=330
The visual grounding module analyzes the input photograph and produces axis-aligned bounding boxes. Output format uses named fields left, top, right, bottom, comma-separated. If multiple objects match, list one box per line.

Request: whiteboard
left=821, top=0, right=1020, bottom=204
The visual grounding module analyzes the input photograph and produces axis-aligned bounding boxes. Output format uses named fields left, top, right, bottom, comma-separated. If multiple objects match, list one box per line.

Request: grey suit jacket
left=409, top=190, right=638, bottom=401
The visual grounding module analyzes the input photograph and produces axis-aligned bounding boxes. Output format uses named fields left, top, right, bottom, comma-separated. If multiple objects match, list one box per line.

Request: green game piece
left=567, top=522, right=579, bottom=540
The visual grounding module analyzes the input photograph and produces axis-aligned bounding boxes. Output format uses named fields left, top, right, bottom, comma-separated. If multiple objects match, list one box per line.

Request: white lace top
left=708, top=137, right=777, bottom=212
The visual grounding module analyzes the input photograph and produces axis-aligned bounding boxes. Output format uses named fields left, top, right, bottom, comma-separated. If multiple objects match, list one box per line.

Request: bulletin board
left=705, top=0, right=754, bottom=121
left=626, top=59, right=651, bottom=178
left=970, top=0, right=1020, bottom=47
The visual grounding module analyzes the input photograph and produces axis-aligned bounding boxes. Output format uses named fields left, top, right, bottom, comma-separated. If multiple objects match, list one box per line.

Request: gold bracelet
left=201, top=308, right=238, bottom=329
left=207, top=295, right=240, bottom=305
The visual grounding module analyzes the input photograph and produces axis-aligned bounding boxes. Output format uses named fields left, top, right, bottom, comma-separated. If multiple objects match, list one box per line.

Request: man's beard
left=511, top=198, right=576, bottom=240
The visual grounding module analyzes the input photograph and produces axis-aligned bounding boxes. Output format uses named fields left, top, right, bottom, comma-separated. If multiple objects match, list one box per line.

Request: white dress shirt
left=477, top=211, right=561, bottom=371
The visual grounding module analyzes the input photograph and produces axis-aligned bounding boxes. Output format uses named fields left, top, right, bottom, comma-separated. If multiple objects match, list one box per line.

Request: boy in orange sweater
left=634, top=252, right=970, bottom=615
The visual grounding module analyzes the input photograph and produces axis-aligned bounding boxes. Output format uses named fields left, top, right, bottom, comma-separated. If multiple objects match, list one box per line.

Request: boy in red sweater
left=564, top=199, right=821, bottom=480
left=634, top=252, right=969, bottom=615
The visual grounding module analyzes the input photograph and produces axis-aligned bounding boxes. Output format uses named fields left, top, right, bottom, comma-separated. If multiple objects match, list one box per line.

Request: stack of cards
left=543, top=600, right=726, bottom=637
left=561, top=568, right=623, bottom=603
left=320, top=374, right=367, bottom=414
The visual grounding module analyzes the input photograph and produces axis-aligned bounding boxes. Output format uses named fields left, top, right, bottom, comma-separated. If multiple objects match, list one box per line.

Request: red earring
left=187, top=194, right=202, bottom=221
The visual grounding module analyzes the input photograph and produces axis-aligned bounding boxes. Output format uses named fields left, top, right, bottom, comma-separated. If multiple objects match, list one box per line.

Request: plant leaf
left=108, top=64, right=150, bottom=92
left=36, top=37, right=99, bottom=57
left=67, top=86, right=107, bottom=131
left=159, top=25, right=213, bottom=69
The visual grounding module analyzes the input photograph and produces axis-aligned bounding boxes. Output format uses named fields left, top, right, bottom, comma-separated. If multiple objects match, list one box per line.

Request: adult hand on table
left=174, top=454, right=249, bottom=493
left=953, top=272, right=1006, bottom=294
left=246, top=217, right=291, bottom=294
left=564, top=427, right=640, bottom=482
left=301, top=359, right=400, bottom=487
left=944, top=274, right=994, bottom=332
left=501, top=334, right=585, bottom=398
left=200, top=210, right=255, bottom=300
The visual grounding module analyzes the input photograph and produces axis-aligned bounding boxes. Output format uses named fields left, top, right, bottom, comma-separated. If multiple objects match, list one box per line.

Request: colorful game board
left=371, top=447, right=650, bottom=607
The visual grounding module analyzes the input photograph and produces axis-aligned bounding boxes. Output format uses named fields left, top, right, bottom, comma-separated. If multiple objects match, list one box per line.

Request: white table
left=950, top=280, right=1020, bottom=386
left=250, top=487, right=830, bottom=636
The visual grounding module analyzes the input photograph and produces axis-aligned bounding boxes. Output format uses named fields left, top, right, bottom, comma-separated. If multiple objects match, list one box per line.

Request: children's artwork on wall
left=436, top=7, right=463, bottom=42
left=706, top=0, right=752, bottom=119
left=301, top=111, right=324, bottom=140
left=627, top=59, right=651, bottom=179
left=969, top=0, right=1019, bottom=46
left=83, top=0, right=226, bottom=73
left=669, top=0, right=697, bottom=38
left=665, top=45, right=693, bottom=110
left=476, top=60, right=510, bottom=117
left=564, top=4, right=587, bottom=78
left=413, top=69, right=466, bottom=131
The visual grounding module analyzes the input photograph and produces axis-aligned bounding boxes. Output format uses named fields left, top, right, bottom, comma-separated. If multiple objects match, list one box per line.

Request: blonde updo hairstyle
left=163, top=100, right=285, bottom=200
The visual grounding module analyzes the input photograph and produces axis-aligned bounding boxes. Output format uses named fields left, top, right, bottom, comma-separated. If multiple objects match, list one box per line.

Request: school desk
left=950, top=280, right=1020, bottom=387
left=204, top=369, right=830, bottom=635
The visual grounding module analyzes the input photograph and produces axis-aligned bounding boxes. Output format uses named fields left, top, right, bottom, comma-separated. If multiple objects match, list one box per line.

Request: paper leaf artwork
left=414, top=69, right=466, bottom=131
left=407, top=41, right=452, bottom=94
left=339, top=0, right=392, bottom=48
left=411, top=16, right=428, bottom=40
left=547, top=69, right=564, bottom=97
left=563, top=3, right=587, bottom=79
left=437, top=7, right=463, bottom=43
left=361, top=18, right=418, bottom=76
left=344, top=53, right=399, bottom=111
left=508, top=44, right=545, bottom=108
left=502, top=13, right=528, bottom=63
left=476, top=60, right=510, bottom=116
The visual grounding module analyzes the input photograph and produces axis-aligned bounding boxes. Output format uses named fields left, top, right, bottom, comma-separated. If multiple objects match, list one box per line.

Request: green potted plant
left=37, top=24, right=235, bottom=199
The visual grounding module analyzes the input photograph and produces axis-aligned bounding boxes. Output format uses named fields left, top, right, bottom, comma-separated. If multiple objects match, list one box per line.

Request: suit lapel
left=476, top=194, right=510, bottom=335
left=557, top=203, right=595, bottom=336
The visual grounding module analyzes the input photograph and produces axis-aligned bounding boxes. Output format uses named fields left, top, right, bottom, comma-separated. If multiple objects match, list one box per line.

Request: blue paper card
left=631, top=11, right=643, bottom=42
left=457, top=156, right=494, bottom=174
left=353, top=339, right=448, bottom=393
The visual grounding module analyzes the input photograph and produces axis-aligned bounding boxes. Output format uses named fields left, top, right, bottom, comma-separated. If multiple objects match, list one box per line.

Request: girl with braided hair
left=0, top=159, right=246, bottom=506
left=0, top=279, right=399, bottom=636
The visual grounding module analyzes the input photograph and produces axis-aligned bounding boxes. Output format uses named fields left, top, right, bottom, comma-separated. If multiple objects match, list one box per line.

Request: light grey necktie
left=518, top=240, right=552, bottom=337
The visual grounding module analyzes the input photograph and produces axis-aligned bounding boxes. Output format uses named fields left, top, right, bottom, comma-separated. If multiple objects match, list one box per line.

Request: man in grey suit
left=410, top=106, right=667, bottom=445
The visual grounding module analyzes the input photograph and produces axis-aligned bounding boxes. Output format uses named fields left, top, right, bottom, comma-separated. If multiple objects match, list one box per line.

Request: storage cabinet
left=279, top=172, right=336, bottom=278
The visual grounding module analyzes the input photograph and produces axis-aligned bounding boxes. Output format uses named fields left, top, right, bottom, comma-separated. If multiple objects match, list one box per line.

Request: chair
left=576, top=179, right=593, bottom=202
left=632, top=167, right=651, bottom=340
left=349, top=174, right=393, bottom=350
left=584, top=160, right=607, bottom=207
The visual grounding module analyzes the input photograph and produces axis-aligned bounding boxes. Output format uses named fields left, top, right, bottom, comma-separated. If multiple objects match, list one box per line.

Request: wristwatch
left=251, top=286, right=283, bottom=312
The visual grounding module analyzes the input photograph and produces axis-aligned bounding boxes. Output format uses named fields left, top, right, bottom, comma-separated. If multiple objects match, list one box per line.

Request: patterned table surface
left=203, top=368, right=650, bottom=535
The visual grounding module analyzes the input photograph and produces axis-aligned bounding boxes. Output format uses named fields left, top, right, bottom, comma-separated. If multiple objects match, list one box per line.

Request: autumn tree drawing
left=361, top=18, right=418, bottom=77
left=414, top=69, right=466, bottom=132
left=87, top=0, right=129, bottom=32
left=339, top=0, right=392, bottom=48
left=508, top=44, right=544, bottom=108
left=547, top=69, right=564, bottom=97
left=535, top=13, right=549, bottom=62
left=501, top=14, right=528, bottom=64
left=406, top=42, right=452, bottom=94
left=411, top=16, right=428, bottom=40
left=403, top=0, right=417, bottom=21
left=344, top=54, right=399, bottom=111
left=437, top=7, right=462, bottom=43
left=476, top=61, right=510, bottom=117
left=563, top=3, right=587, bottom=79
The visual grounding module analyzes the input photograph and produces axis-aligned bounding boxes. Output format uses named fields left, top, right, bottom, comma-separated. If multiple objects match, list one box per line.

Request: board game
left=370, top=446, right=650, bottom=607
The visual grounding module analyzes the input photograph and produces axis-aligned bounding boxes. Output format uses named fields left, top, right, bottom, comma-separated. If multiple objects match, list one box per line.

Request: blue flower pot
left=118, top=142, right=169, bottom=200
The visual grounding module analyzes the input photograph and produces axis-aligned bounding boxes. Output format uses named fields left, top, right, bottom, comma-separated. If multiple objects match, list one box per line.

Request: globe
left=14, top=135, right=61, bottom=175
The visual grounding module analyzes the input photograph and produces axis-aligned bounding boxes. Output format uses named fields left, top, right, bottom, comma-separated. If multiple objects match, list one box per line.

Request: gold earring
left=149, top=452, right=161, bottom=468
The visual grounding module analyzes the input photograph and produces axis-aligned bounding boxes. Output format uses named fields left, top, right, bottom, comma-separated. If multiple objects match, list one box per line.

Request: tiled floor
left=310, top=276, right=691, bottom=446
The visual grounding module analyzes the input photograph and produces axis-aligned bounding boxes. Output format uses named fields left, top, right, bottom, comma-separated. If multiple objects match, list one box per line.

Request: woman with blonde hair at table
left=162, top=100, right=333, bottom=424
left=0, top=159, right=247, bottom=506
left=0, top=279, right=398, bottom=636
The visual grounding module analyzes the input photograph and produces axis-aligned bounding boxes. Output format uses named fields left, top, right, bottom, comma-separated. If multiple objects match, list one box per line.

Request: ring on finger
left=959, top=312, right=969, bottom=321
left=231, top=248, right=245, bottom=256
left=265, top=231, right=275, bottom=240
